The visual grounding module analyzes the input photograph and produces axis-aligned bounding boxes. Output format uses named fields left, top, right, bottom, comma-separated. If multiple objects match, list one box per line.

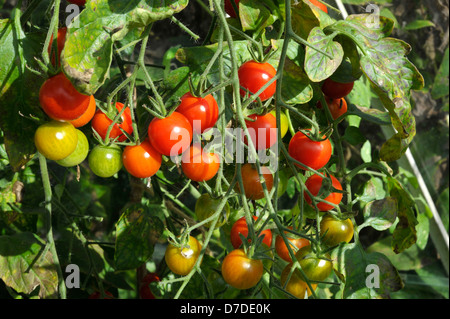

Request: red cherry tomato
left=176, top=92, right=219, bottom=134
left=288, top=130, right=332, bottom=171
left=275, top=228, right=310, bottom=262
left=238, top=60, right=277, bottom=102
left=47, top=27, right=67, bottom=66
left=237, top=163, right=274, bottom=200
left=224, top=0, right=240, bottom=18
left=39, top=73, right=90, bottom=121
left=317, top=97, right=348, bottom=120
left=139, top=273, right=160, bottom=299
left=230, top=216, right=272, bottom=249
left=321, top=78, right=354, bottom=99
left=304, top=173, right=343, bottom=211
left=70, top=95, right=96, bottom=128
left=221, top=248, right=263, bottom=290
left=181, top=144, right=220, bottom=182
left=91, top=102, right=133, bottom=142
left=244, top=113, right=277, bottom=150
left=122, top=139, right=162, bottom=179
left=148, top=112, right=193, bottom=156
left=309, top=0, right=328, bottom=13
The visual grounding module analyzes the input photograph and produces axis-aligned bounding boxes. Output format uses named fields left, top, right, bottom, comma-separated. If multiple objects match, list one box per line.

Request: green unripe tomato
left=195, top=193, right=230, bottom=228
left=56, top=129, right=89, bottom=167
left=88, top=144, right=123, bottom=178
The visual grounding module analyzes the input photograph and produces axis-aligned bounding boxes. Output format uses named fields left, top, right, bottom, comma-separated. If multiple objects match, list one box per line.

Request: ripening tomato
left=244, top=113, right=277, bottom=150
left=176, top=92, right=219, bottom=134
left=317, top=97, right=347, bottom=120
left=238, top=60, right=277, bottom=102
left=181, top=144, right=220, bottom=182
left=55, top=129, right=89, bottom=167
left=230, top=216, right=272, bottom=249
left=91, top=102, right=133, bottom=142
left=39, top=73, right=90, bottom=121
left=309, top=0, right=328, bottom=13
left=139, top=273, right=160, bottom=299
left=221, top=248, right=263, bottom=290
left=195, top=193, right=230, bottom=228
left=237, top=163, right=274, bottom=200
left=270, top=110, right=289, bottom=138
left=47, top=27, right=67, bottom=66
left=122, top=139, right=162, bottom=179
left=148, top=112, right=193, bottom=157
left=275, top=229, right=310, bottom=262
left=67, top=0, right=86, bottom=5
left=165, top=236, right=202, bottom=276
left=88, top=144, right=123, bottom=178
left=280, top=263, right=317, bottom=299
left=34, top=120, right=78, bottom=161
left=70, top=95, right=96, bottom=128
left=295, top=246, right=333, bottom=282
left=304, top=173, right=343, bottom=211
left=321, top=78, right=354, bottom=99
left=320, top=214, right=354, bottom=246
left=224, top=0, right=240, bottom=18
left=288, top=130, right=332, bottom=171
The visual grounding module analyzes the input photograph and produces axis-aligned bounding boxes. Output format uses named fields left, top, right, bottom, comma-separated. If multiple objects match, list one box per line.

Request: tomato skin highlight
left=34, top=120, right=78, bottom=161
left=304, top=174, right=343, bottom=211
left=195, top=193, right=230, bottom=228
left=165, top=236, right=202, bottom=276
left=88, top=144, right=123, bottom=178
left=181, top=144, right=220, bottom=182
left=221, top=248, right=263, bottom=290
left=320, top=214, right=354, bottom=246
left=237, top=163, right=274, bottom=200
left=122, top=139, right=162, bottom=179
left=288, top=130, right=332, bottom=171
left=230, top=216, right=273, bottom=249
left=39, top=73, right=90, bottom=121
left=91, top=102, right=133, bottom=142
left=244, top=113, right=277, bottom=150
left=148, top=112, right=193, bottom=156
left=70, top=95, right=96, bottom=128
left=55, top=129, right=89, bottom=167
left=176, top=92, right=219, bottom=134
left=321, top=78, right=354, bottom=99
left=238, top=60, right=277, bottom=102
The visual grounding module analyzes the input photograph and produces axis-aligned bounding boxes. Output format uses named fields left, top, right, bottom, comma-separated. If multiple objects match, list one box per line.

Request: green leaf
left=360, top=139, right=372, bottom=163
left=239, top=0, right=278, bottom=42
left=332, top=242, right=403, bottom=299
left=62, top=0, right=189, bottom=95
left=358, top=177, right=386, bottom=204
left=0, top=232, right=58, bottom=299
left=431, top=46, right=449, bottom=100
left=347, top=103, right=392, bottom=126
left=403, top=20, right=435, bottom=30
left=387, top=177, right=418, bottom=254
left=114, top=203, right=164, bottom=270
left=304, top=27, right=344, bottom=82
left=0, top=19, right=45, bottom=171
left=326, top=14, right=424, bottom=162
left=358, top=197, right=398, bottom=232
left=343, top=125, right=366, bottom=145
left=291, top=0, right=334, bottom=40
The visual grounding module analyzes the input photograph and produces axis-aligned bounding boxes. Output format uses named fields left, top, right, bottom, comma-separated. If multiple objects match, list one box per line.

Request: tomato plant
left=1, top=0, right=439, bottom=303
left=181, top=144, right=220, bottom=182
left=88, top=144, right=123, bottom=178
left=288, top=130, right=332, bottom=171
left=221, top=248, right=263, bottom=290
left=238, top=60, right=277, bottom=102
left=39, top=72, right=91, bottom=121
left=165, top=236, right=202, bottom=276
left=230, top=216, right=272, bottom=249
left=122, top=139, right=162, bottom=179
left=91, top=102, right=133, bottom=142
left=34, top=120, right=78, bottom=161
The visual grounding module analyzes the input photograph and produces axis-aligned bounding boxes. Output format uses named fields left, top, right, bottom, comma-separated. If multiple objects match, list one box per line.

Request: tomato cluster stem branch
left=170, top=16, right=200, bottom=41
left=38, top=152, right=66, bottom=299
